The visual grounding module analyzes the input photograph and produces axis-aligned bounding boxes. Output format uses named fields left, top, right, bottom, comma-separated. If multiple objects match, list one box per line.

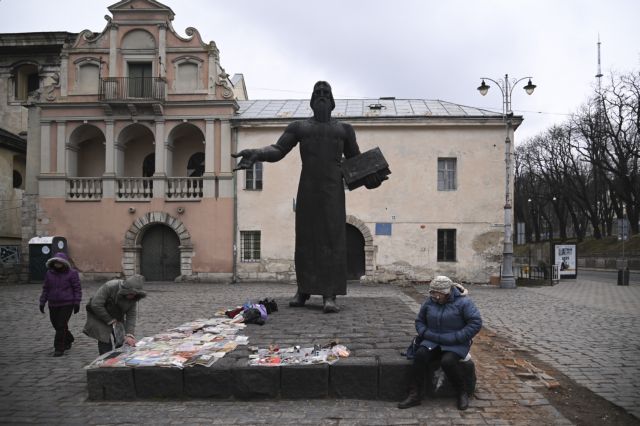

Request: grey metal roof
left=234, top=99, right=501, bottom=120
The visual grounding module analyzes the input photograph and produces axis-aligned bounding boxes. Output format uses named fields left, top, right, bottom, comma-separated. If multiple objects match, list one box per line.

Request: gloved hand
left=73, top=304, right=80, bottom=314
left=39, top=304, right=45, bottom=314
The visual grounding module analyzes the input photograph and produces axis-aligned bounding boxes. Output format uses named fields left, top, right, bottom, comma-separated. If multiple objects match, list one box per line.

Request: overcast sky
left=1, top=0, right=639, bottom=142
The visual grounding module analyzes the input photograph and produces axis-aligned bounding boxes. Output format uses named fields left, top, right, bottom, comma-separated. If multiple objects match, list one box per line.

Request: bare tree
left=572, top=71, right=640, bottom=234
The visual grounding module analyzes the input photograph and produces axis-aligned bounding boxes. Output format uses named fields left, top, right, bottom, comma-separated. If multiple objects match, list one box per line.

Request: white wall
left=235, top=119, right=510, bottom=283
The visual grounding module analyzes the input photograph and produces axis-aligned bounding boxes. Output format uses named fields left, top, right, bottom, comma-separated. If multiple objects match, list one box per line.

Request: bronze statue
left=232, top=81, right=385, bottom=313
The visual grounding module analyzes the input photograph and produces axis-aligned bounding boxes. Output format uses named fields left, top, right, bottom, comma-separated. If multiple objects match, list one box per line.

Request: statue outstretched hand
left=231, top=149, right=259, bottom=171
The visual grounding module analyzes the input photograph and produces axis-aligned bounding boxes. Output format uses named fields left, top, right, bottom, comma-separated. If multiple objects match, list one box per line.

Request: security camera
left=177, top=207, right=185, bottom=214
left=128, top=207, right=136, bottom=213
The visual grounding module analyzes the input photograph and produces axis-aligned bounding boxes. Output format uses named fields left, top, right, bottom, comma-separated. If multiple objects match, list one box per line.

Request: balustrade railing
left=66, top=178, right=103, bottom=200
left=117, top=178, right=154, bottom=200
left=99, top=77, right=166, bottom=101
left=166, top=177, right=203, bottom=200
left=65, top=177, right=207, bottom=201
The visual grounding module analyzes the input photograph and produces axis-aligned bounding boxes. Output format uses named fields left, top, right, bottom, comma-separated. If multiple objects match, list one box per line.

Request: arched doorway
left=140, top=224, right=180, bottom=281
left=346, top=224, right=365, bottom=280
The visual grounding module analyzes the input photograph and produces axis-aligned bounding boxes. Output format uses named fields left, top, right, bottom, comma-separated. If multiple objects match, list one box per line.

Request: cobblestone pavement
left=423, top=278, right=640, bottom=421
left=0, top=281, right=572, bottom=425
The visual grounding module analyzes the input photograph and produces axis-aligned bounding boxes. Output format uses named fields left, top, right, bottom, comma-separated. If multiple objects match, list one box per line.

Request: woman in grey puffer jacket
left=83, top=274, right=146, bottom=354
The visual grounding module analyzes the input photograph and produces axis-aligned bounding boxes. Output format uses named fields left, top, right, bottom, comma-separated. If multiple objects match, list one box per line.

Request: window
left=437, top=229, right=456, bottom=262
left=77, top=63, right=99, bottom=93
left=240, top=231, right=261, bottom=262
left=245, top=162, right=263, bottom=190
left=187, top=152, right=205, bottom=177
left=13, top=170, right=23, bottom=189
left=437, top=158, right=457, bottom=191
left=142, top=153, right=155, bottom=177
left=176, top=63, right=198, bottom=91
left=13, top=64, right=39, bottom=100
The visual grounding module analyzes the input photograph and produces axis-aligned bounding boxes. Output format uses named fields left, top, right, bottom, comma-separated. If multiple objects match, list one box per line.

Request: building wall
left=0, top=147, right=23, bottom=243
left=36, top=197, right=233, bottom=275
left=235, top=120, right=511, bottom=283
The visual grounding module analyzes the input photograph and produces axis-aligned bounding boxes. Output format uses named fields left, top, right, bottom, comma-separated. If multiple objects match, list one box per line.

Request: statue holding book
left=232, top=81, right=390, bottom=313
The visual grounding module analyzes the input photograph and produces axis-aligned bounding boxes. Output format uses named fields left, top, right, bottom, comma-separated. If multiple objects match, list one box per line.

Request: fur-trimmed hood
left=46, top=252, right=72, bottom=270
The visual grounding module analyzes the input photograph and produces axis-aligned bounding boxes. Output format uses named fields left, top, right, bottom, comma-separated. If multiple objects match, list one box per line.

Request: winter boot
left=457, top=391, right=469, bottom=410
left=322, top=296, right=340, bottom=313
left=397, top=385, right=422, bottom=409
left=288, top=292, right=310, bottom=307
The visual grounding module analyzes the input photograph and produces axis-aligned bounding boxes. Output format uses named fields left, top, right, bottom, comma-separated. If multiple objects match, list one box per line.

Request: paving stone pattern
left=1, top=281, right=570, bottom=425
left=433, top=279, right=640, bottom=420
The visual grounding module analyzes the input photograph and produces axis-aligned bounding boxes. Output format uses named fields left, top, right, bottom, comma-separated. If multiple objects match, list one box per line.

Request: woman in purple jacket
left=39, top=252, right=82, bottom=357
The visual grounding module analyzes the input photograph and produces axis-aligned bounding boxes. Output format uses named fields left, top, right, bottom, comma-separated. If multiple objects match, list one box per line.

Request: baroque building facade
left=1, top=0, right=515, bottom=284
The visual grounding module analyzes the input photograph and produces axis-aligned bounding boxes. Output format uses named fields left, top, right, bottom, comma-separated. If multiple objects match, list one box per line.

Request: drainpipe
left=231, top=125, right=238, bottom=284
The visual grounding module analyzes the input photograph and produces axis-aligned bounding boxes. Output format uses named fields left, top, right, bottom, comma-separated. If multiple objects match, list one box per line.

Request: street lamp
left=478, top=74, right=536, bottom=289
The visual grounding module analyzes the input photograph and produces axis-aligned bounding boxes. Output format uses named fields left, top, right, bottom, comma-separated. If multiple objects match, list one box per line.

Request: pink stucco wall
left=38, top=197, right=233, bottom=274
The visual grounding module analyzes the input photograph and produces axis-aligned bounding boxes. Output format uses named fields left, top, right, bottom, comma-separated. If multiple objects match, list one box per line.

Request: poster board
left=553, top=243, right=577, bottom=279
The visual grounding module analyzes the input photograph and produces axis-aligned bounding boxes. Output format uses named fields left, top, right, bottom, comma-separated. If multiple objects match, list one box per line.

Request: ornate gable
left=108, top=0, right=175, bottom=20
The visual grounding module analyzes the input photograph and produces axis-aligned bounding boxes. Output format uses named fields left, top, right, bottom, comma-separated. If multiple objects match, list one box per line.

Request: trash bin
left=28, top=236, right=68, bottom=281
left=617, top=259, right=630, bottom=286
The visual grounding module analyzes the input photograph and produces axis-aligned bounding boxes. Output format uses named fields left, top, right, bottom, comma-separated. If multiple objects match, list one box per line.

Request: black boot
left=398, top=386, right=422, bottom=409
left=322, top=296, right=339, bottom=313
left=462, top=359, right=476, bottom=396
left=288, top=292, right=310, bottom=307
left=457, top=391, right=469, bottom=410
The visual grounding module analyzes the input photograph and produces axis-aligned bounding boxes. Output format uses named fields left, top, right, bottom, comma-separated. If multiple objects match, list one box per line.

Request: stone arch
left=166, top=122, right=205, bottom=177
left=346, top=215, right=376, bottom=279
left=122, top=211, right=194, bottom=279
left=67, top=124, right=106, bottom=177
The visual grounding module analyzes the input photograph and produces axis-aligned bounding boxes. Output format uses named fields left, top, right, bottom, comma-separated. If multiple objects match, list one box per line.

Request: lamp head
left=524, top=79, right=537, bottom=95
left=477, top=80, right=490, bottom=96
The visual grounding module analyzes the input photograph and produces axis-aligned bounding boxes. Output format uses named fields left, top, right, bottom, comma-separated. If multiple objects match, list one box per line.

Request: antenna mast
left=596, top=34, right=603, bottom=91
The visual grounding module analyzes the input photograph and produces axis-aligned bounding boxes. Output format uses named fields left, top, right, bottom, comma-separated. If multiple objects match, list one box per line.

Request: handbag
left=403, top=334, right=423, bottom=360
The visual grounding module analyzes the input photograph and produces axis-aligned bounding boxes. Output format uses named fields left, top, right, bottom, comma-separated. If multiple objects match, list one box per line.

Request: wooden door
left=141, top=225, right=180, bottom=281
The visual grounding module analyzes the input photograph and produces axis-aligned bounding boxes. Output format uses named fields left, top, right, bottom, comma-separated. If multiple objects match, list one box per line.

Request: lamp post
left=478, top=74, right=536, bottom=288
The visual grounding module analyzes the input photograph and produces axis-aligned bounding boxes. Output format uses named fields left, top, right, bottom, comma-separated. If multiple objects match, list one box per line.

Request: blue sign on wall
left=376, top=223, right=392, bottom=236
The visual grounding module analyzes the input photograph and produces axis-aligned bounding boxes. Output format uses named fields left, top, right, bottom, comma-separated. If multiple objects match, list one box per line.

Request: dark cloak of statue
left=232, top=81, right=383, bottom=312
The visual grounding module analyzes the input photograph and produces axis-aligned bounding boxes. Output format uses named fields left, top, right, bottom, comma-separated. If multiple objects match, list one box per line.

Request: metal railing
left=66, top=178, right=103, bottom=200
left=99, top=77, right=166, bottom=101
left=117, top=178, right=154, bottom=200
left=166, top=177, right=203, bottom=200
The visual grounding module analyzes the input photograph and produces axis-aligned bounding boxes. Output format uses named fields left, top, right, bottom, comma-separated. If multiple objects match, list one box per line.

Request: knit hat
left=429, top=275, right=454, bottom=294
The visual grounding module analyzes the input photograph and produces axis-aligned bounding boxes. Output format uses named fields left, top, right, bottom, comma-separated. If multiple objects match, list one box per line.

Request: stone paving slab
left=0, top=281, right=572, bottom=425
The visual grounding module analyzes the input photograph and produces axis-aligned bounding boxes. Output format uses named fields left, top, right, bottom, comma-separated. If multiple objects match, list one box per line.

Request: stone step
left=86, top=295, right=470, bottom=401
